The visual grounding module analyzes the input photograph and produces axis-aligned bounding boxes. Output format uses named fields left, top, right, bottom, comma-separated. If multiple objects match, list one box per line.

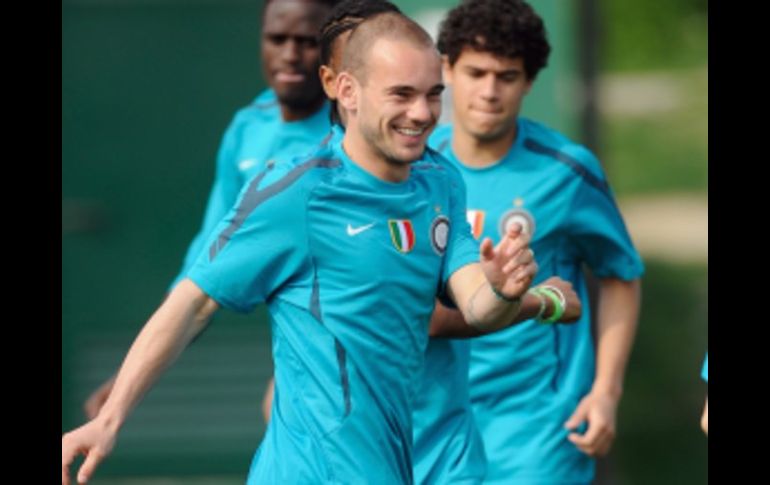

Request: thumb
left=479, top=237, right=495, bottom=262
left=564, top=399, right=589, bottom=430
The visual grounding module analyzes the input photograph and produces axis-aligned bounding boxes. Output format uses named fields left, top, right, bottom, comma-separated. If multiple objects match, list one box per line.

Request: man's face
left=444, top=48, right=532, bottom=142
left=353, top=38, right=444, bottom=165
left=261, top=0, right=328, bottom=111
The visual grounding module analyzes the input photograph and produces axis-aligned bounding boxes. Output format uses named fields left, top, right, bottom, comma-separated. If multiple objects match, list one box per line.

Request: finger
left=479, top=237, right=495, bottom=261
left=505, top=222, right=523, bottom=238
left=503, top=233, right=530, bottom=257
left=513, top=262, right=537, bottom=282
left=564, top=403, right=588, bottom=430
left=77, top=450, right=104, bottom=484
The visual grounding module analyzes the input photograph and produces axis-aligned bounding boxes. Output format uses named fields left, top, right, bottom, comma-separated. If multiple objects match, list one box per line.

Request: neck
left=280, top=96, right=326, bottom=122
left=451, top=121, right=518, bottom=168
left=342, top=128, right=411, bottom=183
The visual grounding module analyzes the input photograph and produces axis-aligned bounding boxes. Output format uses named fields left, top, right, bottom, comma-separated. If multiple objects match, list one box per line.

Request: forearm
left=96, top=279, right=218, bottom=429
left=592, top=278, right=641, bottom=398
left=458, top=275, right=524, bottom=333
left=430, top=291, right=548, bottom=338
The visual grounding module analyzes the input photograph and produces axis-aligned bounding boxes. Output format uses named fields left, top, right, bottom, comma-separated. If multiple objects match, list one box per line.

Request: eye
left=267, top=34, right=288, bottom=45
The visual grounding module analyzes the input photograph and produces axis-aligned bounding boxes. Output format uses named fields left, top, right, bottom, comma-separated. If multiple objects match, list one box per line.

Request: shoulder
left=227, top=89, right=281, bottom=128
left=255, top=143, right=342, bottom=196
left=413, top=147, right=464, bottom=191
left=519, top=117, right=608, bottom=191
left=428, top=124, right=453, bottom=154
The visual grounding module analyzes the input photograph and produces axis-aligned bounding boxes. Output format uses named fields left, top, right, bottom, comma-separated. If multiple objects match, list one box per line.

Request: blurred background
left=62, top=0, right=707, bottom=483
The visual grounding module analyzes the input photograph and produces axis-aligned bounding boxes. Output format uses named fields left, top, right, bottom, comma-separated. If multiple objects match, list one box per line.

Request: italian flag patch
left=388, top=219, right=415, bottom=253
left=466, top=209, right=486, bottom=240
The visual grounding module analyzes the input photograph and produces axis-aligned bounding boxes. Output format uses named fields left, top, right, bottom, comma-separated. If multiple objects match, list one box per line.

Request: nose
left=280, top=38, right=301, bottom=64
left=407, top=96, right=435, bottom=125
left=479, top=73, right=498, bottom=101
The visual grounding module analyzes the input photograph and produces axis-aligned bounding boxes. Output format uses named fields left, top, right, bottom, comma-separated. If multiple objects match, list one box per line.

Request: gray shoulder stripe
left=523, top=138, right=613, bottom=202
left=436, top=138, right=450, bottom=153
left=310, top=268, right=322, bottom=322
left=208, top=158, right=340, bottom=261
left=334, top=339, right=352, bottom=416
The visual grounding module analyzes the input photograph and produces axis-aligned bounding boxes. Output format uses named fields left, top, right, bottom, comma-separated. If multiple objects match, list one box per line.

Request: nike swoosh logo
left=347, top=223, right=375, bottom=236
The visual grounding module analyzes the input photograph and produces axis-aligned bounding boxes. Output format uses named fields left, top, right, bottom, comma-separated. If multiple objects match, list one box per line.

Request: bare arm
left=446, top=225, right=537, bottom=332
left=701, top=397, right=708, bottom=436
left=430, top=276, right=582, bottom=338
left=62, top=279, right=219, bottom=485
left=262, top=377, right=275, bottom=424
left=565, top=277, right=641, bottom=457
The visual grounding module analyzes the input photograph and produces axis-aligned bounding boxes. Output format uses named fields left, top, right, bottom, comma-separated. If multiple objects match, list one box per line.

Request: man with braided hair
left=62, top=11, right=540, bottom=485
left=427, top=0, right=644, bottom=483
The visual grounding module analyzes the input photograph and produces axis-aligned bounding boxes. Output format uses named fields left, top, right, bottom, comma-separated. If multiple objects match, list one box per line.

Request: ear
left=336, top=71, right=358, bottom=113
left=319, top=65, right=338, bottom=100
left=441, top=55, right=454, bottom=85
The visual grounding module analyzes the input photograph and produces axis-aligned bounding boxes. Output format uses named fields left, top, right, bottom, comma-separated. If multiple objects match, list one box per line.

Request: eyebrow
left=464, top=65, right=523, bottom=76
left=385, top=84, right=445, bottom=94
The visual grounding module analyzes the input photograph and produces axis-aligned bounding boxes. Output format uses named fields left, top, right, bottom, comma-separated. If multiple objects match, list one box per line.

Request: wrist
left=490, top=283, right=522, bottom=304
left=591, top=380, right=624, bottom=401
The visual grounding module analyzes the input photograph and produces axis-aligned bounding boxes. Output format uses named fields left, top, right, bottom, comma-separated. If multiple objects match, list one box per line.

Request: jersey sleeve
left=169, top=116, right=246, bottom=289
left=566, top=150, right=645, bottom=281
left=438, top=162, right=479, bottom=305
left=185, top=164, right=311, bottom=313
left=701, top=354, right=708, bottom=382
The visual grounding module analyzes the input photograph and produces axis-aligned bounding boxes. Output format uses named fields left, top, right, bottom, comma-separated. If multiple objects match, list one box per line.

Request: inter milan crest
left=466, top=210, right=486, bottom=240
left=430, top=216, right=450, bottom=255
left=388, top=219, right=416, bottom=253
left=498, top=208, right=536, bottom=237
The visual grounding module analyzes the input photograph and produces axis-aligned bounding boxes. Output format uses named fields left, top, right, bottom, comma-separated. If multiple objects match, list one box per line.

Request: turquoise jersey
left=172, top=89, right=331, bottom=287
left=430, top=119, right=644, bottom=484
left=702, top=354, right=708, bottom=382
left=187, top=137, right=478, bottom=484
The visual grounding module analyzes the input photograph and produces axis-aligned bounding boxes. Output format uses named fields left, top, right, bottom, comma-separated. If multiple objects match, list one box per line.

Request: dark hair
left=261, top=0, right=342, bottom=26
left=318, top=0, right=401, bottom=124
left=319, top=0, right=401, bottom=66
left=437, top=0, right=551, bottom=80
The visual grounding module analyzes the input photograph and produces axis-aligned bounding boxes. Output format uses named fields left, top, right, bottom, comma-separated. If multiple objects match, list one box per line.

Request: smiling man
left=62, top=11, right=540, bottom=485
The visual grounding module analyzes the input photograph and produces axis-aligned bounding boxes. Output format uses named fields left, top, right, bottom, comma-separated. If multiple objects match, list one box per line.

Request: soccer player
left=62, top=12, right=538, bottom=485
left=83, top=0, right=340, bottom=418
left=427, top=0, right=645, bottom=483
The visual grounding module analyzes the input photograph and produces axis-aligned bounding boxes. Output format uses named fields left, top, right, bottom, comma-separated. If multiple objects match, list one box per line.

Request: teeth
left=396, top=127, right=424, bottom=136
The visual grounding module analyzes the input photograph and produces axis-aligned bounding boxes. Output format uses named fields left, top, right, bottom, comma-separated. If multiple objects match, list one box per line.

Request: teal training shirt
left=187, top=137, right=478, bottom=484
left=172, top=89, right=331, bottom=287
left=430, top=119, right=644, bottom=484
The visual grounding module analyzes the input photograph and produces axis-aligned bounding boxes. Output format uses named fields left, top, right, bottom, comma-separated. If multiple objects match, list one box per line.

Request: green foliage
left=599, top=0, right=708, bottom=72
left=602, top=68, right=708, bottom=196
left=612, top=259, right=708, bottom=485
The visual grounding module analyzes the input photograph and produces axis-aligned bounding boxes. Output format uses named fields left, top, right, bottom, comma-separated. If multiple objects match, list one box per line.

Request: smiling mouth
left=394, top=126, right=427, bottom=137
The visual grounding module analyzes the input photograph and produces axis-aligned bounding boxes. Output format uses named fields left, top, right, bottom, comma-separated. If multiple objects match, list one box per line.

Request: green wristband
left=533, top=287, right=565, bottom=324
left=526, top=288, right=547, bottom=320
